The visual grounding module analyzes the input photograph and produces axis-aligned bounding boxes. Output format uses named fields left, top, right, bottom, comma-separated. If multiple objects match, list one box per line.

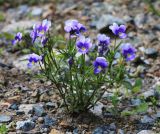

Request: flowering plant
left=14, top=19, right=136, bottom=113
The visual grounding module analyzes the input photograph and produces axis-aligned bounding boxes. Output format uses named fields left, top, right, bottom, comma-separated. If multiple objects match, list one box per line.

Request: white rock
left=2, top=20, right=39, bottom=33
left=13, top=55, right=42, bottom=71
left=90, top=102, right=104, bottom=116
left=137, top=130, right=155, bottom=134
left=19, top=104, right=34, bottom=115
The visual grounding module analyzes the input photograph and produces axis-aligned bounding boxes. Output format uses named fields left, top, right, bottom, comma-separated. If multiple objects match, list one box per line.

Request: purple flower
left=41, top=36, right=48, bottom=46
left=93, top=57, right=108, bottom=74
left=76, top=36, right=92, bottom=54
left=121, top=43, right=136, bottom=61
left=64, top=19, right=86, bottom=35
left=30, top=19, right=51, bottom=43
left=68, top=57, right=74, bottom=67
left=12, top=32, right=22, bottom=45
left=27, top=53, right=42, bottom=68
left=97, top=34, right=110, bottom=45
left=97, top=34, right=110, bottom=56
left=109, top=23, right=127, bottom=39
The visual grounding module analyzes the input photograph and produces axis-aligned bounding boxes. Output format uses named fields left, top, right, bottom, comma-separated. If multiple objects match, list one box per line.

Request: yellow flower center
left=40, top=30, right=45, bottom=35
left=82, top=47, right=86, bottom=51
left=98, top=66, right=102, bottom=70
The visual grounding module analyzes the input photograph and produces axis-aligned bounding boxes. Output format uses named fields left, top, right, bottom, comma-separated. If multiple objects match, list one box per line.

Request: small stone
left=9, top=103, right=19, bottom=110
left=33, top=104, right=45, bottom=117
left=31, top=7, right=43, bottom=16
left=93, top=124, right=116, bottom=134
left=19, top=104, right=34, bottom=115
left=50, top=129, right=61, bottom=134
left=46, top=102, right=56, bottom=109
left=16, top=111, right=25, bottom=115
left=118, top=129, right=124, bottom=134
left=145, top=48, right=158, bottom=58
left=137, top=130, right=155, bottom=134
left=7, top=95, right=21, bottom=104
left=44, top=116, right=56, bottom=127
left=141, top=115, right=155, bottom=124
left=131, top=99, right=141, bottom=106
left=0, top=115, right=12, bottom=123
left=38, top=117, right=44, bottom=123
left=134, top=13, right=146, bottom=28
left=90, top=102, right=104, bottom=116
left=16, top=120, right=35, bottom=131
left=141, top=89, right=155, bottom=100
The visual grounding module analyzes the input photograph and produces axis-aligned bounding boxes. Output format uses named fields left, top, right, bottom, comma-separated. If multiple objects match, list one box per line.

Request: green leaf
left=0, top=124, right=8, bottom=134
left=132, top=78, right=142, bottom=93
left=121, top=110, right=135, bottom=116
left=123, top=81, right=132, bottom=90
left=135, top=103, right=148, bottom=113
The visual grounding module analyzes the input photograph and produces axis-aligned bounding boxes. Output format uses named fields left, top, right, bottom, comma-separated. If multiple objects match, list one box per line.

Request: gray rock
left=0, top=115, right=12, bottom=123
left=90, top=102, right=104, bottom=116
left=96, top=14, right=125, bottom=30
left=13, top=55, right=42, bottom=71
left=141, top=89, right=155, bottom=100
left=44, top=116, right=56, bottom=126
left=2, top=20, right=39, bottom=33
left=141, top=115, right=155, bottom=124
left=33, top=105, right=45, bottom=117
left=145, top=48, right=158, bottom=58
left=46, top=102, right=56, bottom=109
left=16, top=120, right=35, bottom=131
left=31, top=8, right=43, bottom=16
left=131, top=99, right=141, bottom=106
left=18, top=5, right=29, bottom=15
left=9, top=103, right=19, bottom=110
left=137, top=130, right=155, bottom=134
left=134, top=13, right=147, bottom=28
left=93, top=124, right=116, bottom=134
left=19, top=104, right=34, bottom=115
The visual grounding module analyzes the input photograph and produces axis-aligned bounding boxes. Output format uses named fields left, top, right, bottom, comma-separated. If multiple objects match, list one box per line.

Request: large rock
left=96, top=14, right=125, bottom=30
left=137, top=130, right=155, bottom=134
left=0, top=115, right=12, bottom=123
left=2, top=20, right=38, bottom=33
left=13, top=55, right=41, bottom=71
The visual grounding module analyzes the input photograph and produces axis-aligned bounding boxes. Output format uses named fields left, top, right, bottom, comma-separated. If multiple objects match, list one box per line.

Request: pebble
left=38, top=117, right=44, bottom=123
left=19, top=104, right=34, bottom=115
left=90, top=102, right=104, bottom=116
left=93, top=124, right=116, bottom=134
left=145, top=48, right=158, bottom=58
left=9, top=103, right=19, bottom=110
left=141, top=89, right=155, bottom=100
left=141, top=115, right=155, bottom=124
left=131, top=99, right=141, bottom=106
left=134, top=13, right=146, bottom=28
left=46, top=102, right=56, bottom=109
left=0, top=115, right=12, bottom=123
left=33, top=104, right=45, bottom=117
left=31, top=7, right=43, bottom=16
left=16, top=120, right=35, bottom=131
left=44, top=115, right=56, bottom=127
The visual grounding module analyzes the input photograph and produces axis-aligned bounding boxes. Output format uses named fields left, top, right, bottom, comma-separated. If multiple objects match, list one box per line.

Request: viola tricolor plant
left=16, top=19, right=137, bottom=113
